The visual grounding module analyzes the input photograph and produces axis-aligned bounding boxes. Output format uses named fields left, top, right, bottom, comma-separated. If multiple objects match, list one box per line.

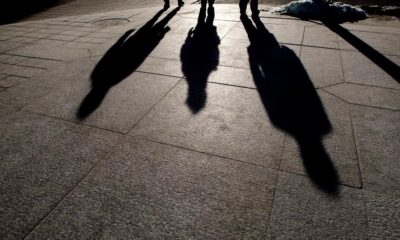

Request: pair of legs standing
left=201, top=0, right=214, bottom=8
left=164, top=0, right=184, bottom=9
left=239, top=0, right=259, bottom=16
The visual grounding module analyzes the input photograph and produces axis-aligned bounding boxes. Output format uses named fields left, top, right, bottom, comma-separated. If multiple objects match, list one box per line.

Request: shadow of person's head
left=77, top=7, right=180, bottom=119
left=180, top=6, right=220, bottom=114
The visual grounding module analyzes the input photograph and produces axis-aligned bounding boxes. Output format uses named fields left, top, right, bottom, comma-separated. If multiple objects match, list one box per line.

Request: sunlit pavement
left=0, top=3, right=399, bottom=239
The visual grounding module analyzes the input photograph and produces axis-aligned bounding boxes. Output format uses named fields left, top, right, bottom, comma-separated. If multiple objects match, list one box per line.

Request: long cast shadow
left=180, top=6, right=220, bottom=113
left=77, top=7, right=180, bottom=119
left=324, top=21, right=400, bottom=83
left=242, top=16, right=339, bottom=194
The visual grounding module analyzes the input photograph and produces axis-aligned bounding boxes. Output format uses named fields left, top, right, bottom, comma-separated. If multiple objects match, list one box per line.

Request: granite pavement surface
left=0, top=3, right=399, bottom=240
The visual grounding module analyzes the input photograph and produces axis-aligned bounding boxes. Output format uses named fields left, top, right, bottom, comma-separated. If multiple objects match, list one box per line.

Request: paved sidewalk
left=0, top=3, right=399, bottom=239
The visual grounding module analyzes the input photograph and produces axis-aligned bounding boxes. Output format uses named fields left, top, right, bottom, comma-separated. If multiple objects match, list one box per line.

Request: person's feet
left=164, top=3, right=170, bottom=9
left=178, top=0, right=184, bottom=7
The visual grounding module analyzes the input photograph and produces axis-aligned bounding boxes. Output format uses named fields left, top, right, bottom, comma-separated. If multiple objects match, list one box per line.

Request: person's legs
left=208, top=0, right=215, bottom=7
left=239, top=0, right=249, bottom=15
left=201, top=0, right=207, bottom=7
left=164, top=0, right=170, bottom=9
left=250, top=0, right=259, bottom=16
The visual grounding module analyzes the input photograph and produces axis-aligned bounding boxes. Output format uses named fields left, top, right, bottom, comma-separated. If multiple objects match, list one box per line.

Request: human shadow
left=180, top=6, right=220, bottom=113
left=77, top=7, right=180, bottom=119
left=242, top=15, right=339, bottom=195
left=323, top=21, right=400, bottom=83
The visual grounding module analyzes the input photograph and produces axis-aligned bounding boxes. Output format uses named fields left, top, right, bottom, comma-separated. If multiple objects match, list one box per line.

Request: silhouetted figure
left=77, top=7, right=180, bottom=119
left=201, top=0, right=215, bottom=8
left=180, top=6, right=220, bottom=113
left=242, top=15, right=339, bottom=194
left=164, top=0, right=184, bottom=9
left=239, top=0, right=259, bottom=17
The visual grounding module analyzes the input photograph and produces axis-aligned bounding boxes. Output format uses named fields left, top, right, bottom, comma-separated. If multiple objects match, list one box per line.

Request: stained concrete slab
left=7, top=44, right=90, bottom=61
left=280, top=91, right=361, bottom=188
left=25, top=137, right=278, bottom=240
left=0, top=111, right=120, bottom=240
left=364, top=190, right=400, bottom=240
left=300, top=47, right=343, bottom=88
left=351, top=105, right=400, bottom=198
left=25, top=63, right=180, bottom=133
left=131, top=81, right=285, bottom=168
left=324, top=83, right=400, bottom=110
left=267, top=172, right=368, bottom=240
left=341, top=50, right=400, bottom=90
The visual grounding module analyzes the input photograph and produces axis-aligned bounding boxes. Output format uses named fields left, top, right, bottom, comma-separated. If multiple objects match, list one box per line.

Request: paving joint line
left=22, top=109, right=127, bottom=135
left=126, top=78, right=184, bottom=134
left=21, top=127, right=124, bottom=240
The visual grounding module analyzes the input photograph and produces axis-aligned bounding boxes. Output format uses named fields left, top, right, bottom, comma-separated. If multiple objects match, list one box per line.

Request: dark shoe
left=164, top=3, right=170, bottom=9
left=178, top=0, right=184, bottom=7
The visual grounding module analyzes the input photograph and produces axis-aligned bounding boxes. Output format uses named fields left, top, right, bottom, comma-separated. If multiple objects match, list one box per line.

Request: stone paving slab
left=300, top=47, right=343, bottom=88
left=131, top=81, right=285, bottom=169
left=0, top=3, right=399, bottom=240
left=364, top=190, right=400, bottom=240
left=0, top=111, right=121, bottom=240
left=7, top=44, right=90, bottom=61
left=0, top=75, right=27, bottom=88
left=351, top=105, right=400, bottom=198
left=25, top=137, right=277, bottom=240
left=280, top=90, right=361, bottom=188
left=0, top=105, right=17, bottom=119
left=338, top=31, right=400, bottom=56
left=267, top=172, right=368, bottom=240
left=341, top=51, right=400, bottom=89
left=25, top=59, right=180, bottom=133
left=324, top=83, right=400, bottom=110
left=303, top=25, right=339, bottom=49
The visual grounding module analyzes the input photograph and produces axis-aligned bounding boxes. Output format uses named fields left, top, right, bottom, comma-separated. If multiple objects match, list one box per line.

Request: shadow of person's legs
left=243, top=15, right=340, bottom=195
left=324, top=21, right=399, bottom=83
left=77, top=7, right=180, bottom=119
left=180, top=6, right=220, bottom=114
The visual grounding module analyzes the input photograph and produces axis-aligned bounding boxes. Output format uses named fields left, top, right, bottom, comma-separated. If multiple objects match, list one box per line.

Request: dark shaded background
left=1, top=0, right=399, bottom=24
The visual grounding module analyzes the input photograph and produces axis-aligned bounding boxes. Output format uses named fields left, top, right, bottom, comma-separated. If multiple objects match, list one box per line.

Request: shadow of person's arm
left=325, top=22, right=400, bottom=82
